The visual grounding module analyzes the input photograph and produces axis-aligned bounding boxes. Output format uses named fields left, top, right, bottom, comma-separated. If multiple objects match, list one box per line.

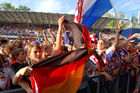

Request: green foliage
left=0, top=2, right=30, bottom=11
left=105, top=20, right=117, bottom=29
left=132, top=16, right=139, bottom=28
left=117, top=11, right=125, bottom=19
left=133, top=16, right=138, bottom=24
left=104, top=11, right=130, bottom=29
left=0, top=2, right=15, bottom=10
left=16, top=5, right=30, bottom=11
left=104, top=12, right=114, bottom=18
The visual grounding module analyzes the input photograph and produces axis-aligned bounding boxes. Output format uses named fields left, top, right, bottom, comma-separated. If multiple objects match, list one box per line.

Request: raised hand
left=58, top=16, right=65, bottom=28
left=43, top=29, right=46, bottom=35
left=115, top=24, right=121, bottom=32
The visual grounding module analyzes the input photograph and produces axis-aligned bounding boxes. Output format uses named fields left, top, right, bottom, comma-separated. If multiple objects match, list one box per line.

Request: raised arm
left=36, top=32, right=40, bottom=41
left=48, top=28, right=56, bottom=43
left=43, top=29, right=51, bottom=44
left=111, top=24, right=121, bottom=51
left=54, top=16, right=65, bottom=54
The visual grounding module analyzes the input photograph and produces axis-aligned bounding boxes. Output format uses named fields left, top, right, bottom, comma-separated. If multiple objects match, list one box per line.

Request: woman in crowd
left=0, top=43, right=15, bottom=90
left=12, top=16, right=65, bottom=93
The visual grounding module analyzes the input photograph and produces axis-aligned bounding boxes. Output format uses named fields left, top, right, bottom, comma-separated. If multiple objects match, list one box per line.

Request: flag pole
left=109, top=0, right=119, bottom=25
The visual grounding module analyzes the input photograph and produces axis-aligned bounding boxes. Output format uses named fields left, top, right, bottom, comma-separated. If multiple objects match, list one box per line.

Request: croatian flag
left=74, top=0, right=112, bottom=29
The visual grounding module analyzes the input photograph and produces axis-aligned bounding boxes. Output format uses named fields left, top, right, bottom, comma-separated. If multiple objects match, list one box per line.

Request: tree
left=117, top=11, right=129, bottom=29
left=0, top=2, right=15, bottom=10
left=16, top=5, right=30, bottom=11
left=104, top=12, right=114, bottom=18
left=104, top=11, right=129, bottom=29
left=104, top=12, right=117, bottom=29
left=0, top=2, right=30, bottom=11
left=105, top=20, right=117, bottom=29
left=117, top=11, right=125, bottom=19
left=133, top=16, right=138, bottom=24
left=132, top=16, right=139, bottom=28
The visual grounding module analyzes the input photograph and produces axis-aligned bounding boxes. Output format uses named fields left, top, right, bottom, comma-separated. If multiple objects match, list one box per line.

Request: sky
left=0, top=0, right=139, bottom=20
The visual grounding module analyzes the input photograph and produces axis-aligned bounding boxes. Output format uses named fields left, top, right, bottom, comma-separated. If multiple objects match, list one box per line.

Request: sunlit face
left=29, top=47, right=42, bottom=64
left=0, top=47, right=7, bottom=56
left=97, top=40, right=106, bottom=50
left=17, top=51, right=26, bottom=62
left=43, top=47, right=53, bottom=58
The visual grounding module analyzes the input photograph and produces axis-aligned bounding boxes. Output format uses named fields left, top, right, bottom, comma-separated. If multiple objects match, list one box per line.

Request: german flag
left=1, top=76, right=6, bottom=81
left=30, top=19, right=92, bottom=93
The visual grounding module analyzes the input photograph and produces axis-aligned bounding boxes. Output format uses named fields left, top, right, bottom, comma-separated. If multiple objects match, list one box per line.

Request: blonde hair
left=26, top=44, right=42, bottom=57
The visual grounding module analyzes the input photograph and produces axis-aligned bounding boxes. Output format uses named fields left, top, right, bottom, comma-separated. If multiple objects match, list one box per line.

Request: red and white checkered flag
left=74, top=0, right=84, bottom=23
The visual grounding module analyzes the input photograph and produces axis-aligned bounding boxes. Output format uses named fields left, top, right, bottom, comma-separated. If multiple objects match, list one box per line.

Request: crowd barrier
left=0, top=88, right=26, bottom=93
left=0, top=70, right=138, bottom=93
left=88, top=70, right=138, bottom=93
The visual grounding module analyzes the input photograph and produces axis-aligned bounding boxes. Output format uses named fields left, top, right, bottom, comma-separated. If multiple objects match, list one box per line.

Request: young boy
left=10, top=48, right=26, bottom=72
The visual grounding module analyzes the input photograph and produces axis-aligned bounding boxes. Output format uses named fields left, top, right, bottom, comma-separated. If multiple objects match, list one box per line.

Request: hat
left=33, top=40, right=41, bottom=45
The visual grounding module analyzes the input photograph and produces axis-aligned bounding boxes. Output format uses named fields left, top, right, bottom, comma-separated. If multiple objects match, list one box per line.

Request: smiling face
left=28, top=46, right=42, bottom=65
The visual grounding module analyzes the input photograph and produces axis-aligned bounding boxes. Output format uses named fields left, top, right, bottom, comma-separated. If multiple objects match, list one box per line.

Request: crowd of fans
left=0, top=16, right=139, bottom=93
left=0, top=24, right=59, bottom=40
